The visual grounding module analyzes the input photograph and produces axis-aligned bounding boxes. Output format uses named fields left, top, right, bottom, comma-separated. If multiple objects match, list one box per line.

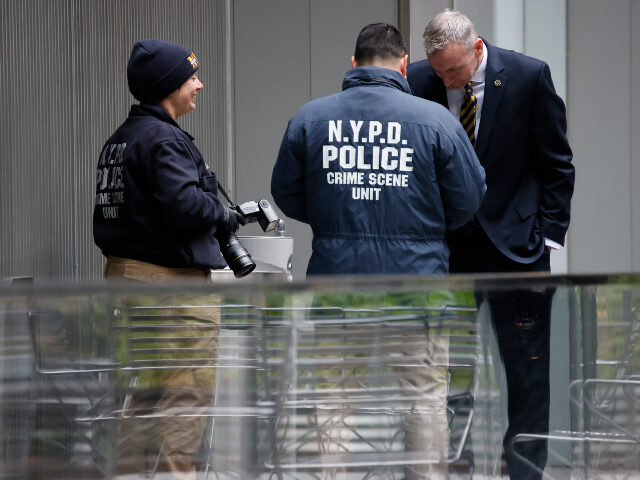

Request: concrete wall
left=567, top=0, right=640, bottom=272
left=634, top=1, right=640, bottom=271
left=406, top=0, right=452, bottom=63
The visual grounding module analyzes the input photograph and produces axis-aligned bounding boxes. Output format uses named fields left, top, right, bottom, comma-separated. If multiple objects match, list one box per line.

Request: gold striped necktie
left=460, top=81, right=477, bottom=148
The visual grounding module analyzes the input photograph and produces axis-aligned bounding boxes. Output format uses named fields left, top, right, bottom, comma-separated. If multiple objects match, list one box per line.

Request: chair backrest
left=258, top=304, right=479, bottom=474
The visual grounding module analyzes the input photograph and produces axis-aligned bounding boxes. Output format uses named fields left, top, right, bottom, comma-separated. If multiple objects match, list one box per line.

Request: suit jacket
left=407, top=39, right=574, bottom=264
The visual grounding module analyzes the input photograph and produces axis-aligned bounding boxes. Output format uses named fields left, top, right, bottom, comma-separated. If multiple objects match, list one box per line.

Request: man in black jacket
left=407, top=11, right=575, bottom=479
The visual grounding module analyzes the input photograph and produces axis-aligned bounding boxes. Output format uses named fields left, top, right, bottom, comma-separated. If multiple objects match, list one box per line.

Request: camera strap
left=217, top=181, right=235, bottom=207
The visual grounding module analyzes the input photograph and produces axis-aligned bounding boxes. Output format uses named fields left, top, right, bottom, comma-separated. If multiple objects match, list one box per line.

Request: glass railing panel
left=0, top=274, right=639, bottom=479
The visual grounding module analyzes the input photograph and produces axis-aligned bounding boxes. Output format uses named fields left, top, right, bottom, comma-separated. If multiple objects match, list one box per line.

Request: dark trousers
left=448, top=225, right=553, bottom=480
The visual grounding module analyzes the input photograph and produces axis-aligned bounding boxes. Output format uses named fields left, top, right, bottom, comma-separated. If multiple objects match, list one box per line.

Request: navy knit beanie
left=127, top=39, right=199, bottom=104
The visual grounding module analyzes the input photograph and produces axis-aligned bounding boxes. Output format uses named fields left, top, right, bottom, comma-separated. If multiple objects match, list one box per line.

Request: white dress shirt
left=445, top=40, right=487, bottom=141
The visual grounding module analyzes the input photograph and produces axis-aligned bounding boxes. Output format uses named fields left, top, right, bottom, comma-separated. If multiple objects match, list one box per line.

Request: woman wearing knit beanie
left=93, top=39, right=240, bottom=479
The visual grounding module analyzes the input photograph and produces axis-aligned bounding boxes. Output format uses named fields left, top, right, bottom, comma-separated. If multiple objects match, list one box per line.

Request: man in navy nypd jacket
left=271, top=23, right=486, bottom=276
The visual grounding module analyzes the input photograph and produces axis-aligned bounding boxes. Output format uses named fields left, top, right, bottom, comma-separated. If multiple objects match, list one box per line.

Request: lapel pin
left=494, top=79, right=502, bottom=87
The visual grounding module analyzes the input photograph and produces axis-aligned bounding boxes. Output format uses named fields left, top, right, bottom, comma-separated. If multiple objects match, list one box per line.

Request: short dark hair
left=354, top=23, right=407, bottom=64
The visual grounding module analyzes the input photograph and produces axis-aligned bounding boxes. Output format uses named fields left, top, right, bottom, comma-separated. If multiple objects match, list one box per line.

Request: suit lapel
left=431, top=73, right=449, bottom=110
left=426, top=70, right=448, bottom=109
left=476, top=41, right=508, bottom=162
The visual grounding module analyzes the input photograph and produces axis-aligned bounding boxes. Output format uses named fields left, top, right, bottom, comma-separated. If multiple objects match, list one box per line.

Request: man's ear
left=351, top=56, right=358, bottom=68
left=474, top=37, right=483, bottom=57
left=399, top=54, right=408, bottom=77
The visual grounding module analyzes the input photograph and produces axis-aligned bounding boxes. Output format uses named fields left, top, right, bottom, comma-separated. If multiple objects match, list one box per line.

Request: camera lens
left=220, top=232, right=256, bottom=278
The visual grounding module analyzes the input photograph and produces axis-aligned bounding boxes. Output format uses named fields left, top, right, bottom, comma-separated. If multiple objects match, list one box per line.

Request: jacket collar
left=342, top=66, right=412, bottom=94
left=129, top=103, right=195, bottom=140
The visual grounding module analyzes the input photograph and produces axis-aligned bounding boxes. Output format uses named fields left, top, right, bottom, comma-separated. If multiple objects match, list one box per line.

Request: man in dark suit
left=407, top=10, right=575, bottom=480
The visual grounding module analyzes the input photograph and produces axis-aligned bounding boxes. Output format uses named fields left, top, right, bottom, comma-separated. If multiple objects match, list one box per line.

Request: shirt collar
left=470, top=39, right=488, bottom=84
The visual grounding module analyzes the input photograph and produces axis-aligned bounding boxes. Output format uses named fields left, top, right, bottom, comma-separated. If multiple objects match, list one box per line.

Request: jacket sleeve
left=150, top=140, right=225, bottom=228
left=531, top=63, right=575, bottom=245
left=436, top=128, right=486, bottom=230
left=271, top=120, right=309, bottom=223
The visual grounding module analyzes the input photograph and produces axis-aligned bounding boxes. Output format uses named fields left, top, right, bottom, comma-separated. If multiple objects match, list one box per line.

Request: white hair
left=423, top=10, right=478, bottom=56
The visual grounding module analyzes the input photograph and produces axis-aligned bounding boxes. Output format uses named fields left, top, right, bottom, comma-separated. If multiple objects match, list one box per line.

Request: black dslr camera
left=219, top=199, right=280, bottom=278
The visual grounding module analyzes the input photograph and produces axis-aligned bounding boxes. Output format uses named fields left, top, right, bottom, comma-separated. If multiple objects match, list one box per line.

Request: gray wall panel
left=232, top=0, right=312, bottom=281
left=494, top=0, right=523, bottom=52
left=0, top=0, right=230, bottom=280
left=454, top=0, right=494, bottom=44
left=567, top=0, right=632, bottom=272
left=524, top=0, right=568, bottom=273
left=309, top=0, right=397, bottom=99
left=407, top=0, right=452, bottom=63
left=633, top=0, right=640, bottom=270
left=524, top=0, right=567, bottom=101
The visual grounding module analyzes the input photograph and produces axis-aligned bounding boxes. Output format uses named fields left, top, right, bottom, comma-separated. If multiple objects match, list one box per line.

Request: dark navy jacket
left=93, top=104, right=227, bottom=269
left=407, top=40, right=574, bottom=263
left=271, top=67, right=486, bottom=275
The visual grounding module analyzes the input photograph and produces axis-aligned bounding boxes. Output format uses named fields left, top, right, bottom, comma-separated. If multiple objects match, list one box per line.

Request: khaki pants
left=104, top=256, right=211, bottom=284
left=105, top=256, right=219, bottom=480
left=396, top=328, right=449, bottom=480
left=300, top=321, right=450, bottom=480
